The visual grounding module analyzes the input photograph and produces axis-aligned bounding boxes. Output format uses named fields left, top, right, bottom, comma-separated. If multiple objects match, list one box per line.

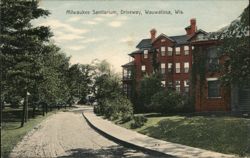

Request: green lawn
left=1, top=107, right=61, bottom=158
left=115, top=114, right=250, bottom=157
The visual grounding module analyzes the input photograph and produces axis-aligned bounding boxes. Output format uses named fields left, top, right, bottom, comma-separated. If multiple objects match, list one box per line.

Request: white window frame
left=168, top=63, right=172, bottom=73
left=175, top=80, right=181, bottom=92
left=141, top=65, right=146, bottom=71
left=144, top=50, right=148, bottom=59
left=161, top=46, right=166, bottom=56
left=184, top=62, right=189, bottom=73
left=184, top=46, right=189, bottom=55
left=175, top=47, right=180, bottom=55
left=161, top=39, right=166, bottom=42
left=175, top=63, right=180, bottom=73
left=161, top=63, right=166, bottom=74
left=207, top=78, right=221, bottom=98
left=161, top=81, right=166, bottom=87
left=168, top=47, right=173, bottom=56
left=184, top=80, right=189, bottom=93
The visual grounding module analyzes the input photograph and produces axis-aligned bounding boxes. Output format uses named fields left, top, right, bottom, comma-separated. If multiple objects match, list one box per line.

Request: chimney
left=150, top=28, right=157, bottom=41
left=185, top=18, right=197, bottom=35
left=190, top=18, right=197, bottom=34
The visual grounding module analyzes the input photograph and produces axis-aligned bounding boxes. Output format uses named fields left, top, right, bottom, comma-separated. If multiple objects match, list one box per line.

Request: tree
left=220, top=5, right=250, bottom=86
left=1, top=0, right=53, bottom=126
left=67, top=64, right=94, bottom=105
left=91, top=60, right=122, bottom=113
left=138, top=74, right=163, bottom=112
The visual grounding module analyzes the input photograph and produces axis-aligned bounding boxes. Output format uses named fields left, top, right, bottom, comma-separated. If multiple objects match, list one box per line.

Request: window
left=168, top=81, right=173, bottom=88
left=208, top=80, right=220, bottom=98
left=161, top=39, right=166, bottom=42
left=175, top=80, right=181, bottom=92
left=175, top=63, right=180, bottom=73
left=207, top=47, right=219, bottom=72
left=184, top=80, right=189, bottom=93
left=168, top=63, right=173, bottom=73
left=184, top=46, right=189, bottom=55
left=168, top=47, right=173, bottom=56
left=161, top=46, right=166, bottom=56
left=144, top=50, right=148, bottom=58
left=184, top=62, right=189, bottom=73
left=141, top=65, right=146, bottom=71
left=161, top=81, right=166, bottom=87
left=175, top=47, right=180, bottom=55
left=123, top=84, right=127, bottom=94
left=192, top=46, right=194, bottom=50
left=161, top=63, right=166, bottom=74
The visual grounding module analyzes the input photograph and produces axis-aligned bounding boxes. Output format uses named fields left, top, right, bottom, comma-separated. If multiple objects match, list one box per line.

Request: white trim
left=206, top=77, right=218, bottom=81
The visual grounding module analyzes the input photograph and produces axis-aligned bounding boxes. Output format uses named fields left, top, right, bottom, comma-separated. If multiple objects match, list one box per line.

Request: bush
left=150, top=90, right=187, bottom=113
left=96, top=95, right=133, bottom=121
left=131, top=115, right=148, bottom=129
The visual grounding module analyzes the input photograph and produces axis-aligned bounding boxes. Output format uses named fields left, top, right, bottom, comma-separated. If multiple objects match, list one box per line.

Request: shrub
left=97, top=95, right=133, bottom=121
left=93, top=105, right=101, bottom=114
left=131, top=115, right=148, bottom=129
left=150, top=90, right=186, bottom=113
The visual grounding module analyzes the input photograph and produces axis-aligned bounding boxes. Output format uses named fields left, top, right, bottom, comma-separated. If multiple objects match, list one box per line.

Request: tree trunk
left=42, top=103, right=45, bottom=116
left=25, top=93, right=28, bottom=122
left=21, top=98, right=26, bottom=127
left=45, top=104, right=48, bottom=113
left=32, top=105, right=36, bottom=118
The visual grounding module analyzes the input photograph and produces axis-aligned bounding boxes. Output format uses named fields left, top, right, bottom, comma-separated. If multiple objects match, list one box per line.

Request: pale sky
left=34, top=0, right=249, bottom=74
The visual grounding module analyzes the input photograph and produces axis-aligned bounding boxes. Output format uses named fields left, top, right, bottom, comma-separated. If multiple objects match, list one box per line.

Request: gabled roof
left=136, top=39, right=152, bottom=49
left=152, top=33, right=175, bottom=44
left=188, top=29, right=208, bottom=41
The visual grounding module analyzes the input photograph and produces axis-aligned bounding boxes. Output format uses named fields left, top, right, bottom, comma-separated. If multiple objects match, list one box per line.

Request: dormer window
left=197, top=34, right=205, bottom=40
left=184, top=46, right=189, bottom=55
left=161, top=46, right=166, bottom=56
left=144, top=50, right=148, bottom=58
left=175, top=47, right=180, bottom=55
left=168, top=47, right=173, bottom=56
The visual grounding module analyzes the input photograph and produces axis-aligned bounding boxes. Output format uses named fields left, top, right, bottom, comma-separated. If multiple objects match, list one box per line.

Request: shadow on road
left=57, top=145, right=159, bottom=158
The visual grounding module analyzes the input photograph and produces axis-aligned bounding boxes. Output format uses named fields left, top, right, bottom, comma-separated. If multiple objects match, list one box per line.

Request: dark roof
left=136, top=39, right=152, bottom=49
left=170, top=35, right=190, bottom=45
left=122, top=61, right=135, bottom=67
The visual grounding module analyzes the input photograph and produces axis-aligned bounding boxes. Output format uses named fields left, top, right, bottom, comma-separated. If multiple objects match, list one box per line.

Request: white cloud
left=93, top=17, right=104, bottom=22
left=108, top=21, right=123, bottom=28
left=85, top=21, right=98, bottom=25
left=79, top=37, right=105, bottom=44
left=53, top=31, right=85, bottom=42
left=67, top=16, right=81, bottom=22
left=67, top=45, right=86, bottom=51
left=40, top=19, right=89, bottom=34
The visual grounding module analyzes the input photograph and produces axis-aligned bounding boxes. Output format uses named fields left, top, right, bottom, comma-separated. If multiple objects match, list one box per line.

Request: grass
left=115, top=114, right=250, bottom=157
left=1, top=106, right=61, bottom=158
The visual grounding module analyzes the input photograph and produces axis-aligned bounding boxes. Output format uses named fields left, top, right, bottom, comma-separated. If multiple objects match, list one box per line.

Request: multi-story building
left=122, top=19, right=196, bottom=97
left=122, top=18, right=250, bottom=112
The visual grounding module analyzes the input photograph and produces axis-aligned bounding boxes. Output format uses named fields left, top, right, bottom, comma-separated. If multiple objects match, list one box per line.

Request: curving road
left=10, top=106, right=159, bottom=158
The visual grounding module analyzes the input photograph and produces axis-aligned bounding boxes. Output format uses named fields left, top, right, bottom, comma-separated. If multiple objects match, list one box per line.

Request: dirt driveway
left=10, top=106, right=155, bottom=158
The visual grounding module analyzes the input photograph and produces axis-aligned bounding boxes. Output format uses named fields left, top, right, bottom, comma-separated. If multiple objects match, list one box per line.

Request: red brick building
left=122, top=18, right=250, bottom=112
left=123, top=19, right=196, bottom=95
